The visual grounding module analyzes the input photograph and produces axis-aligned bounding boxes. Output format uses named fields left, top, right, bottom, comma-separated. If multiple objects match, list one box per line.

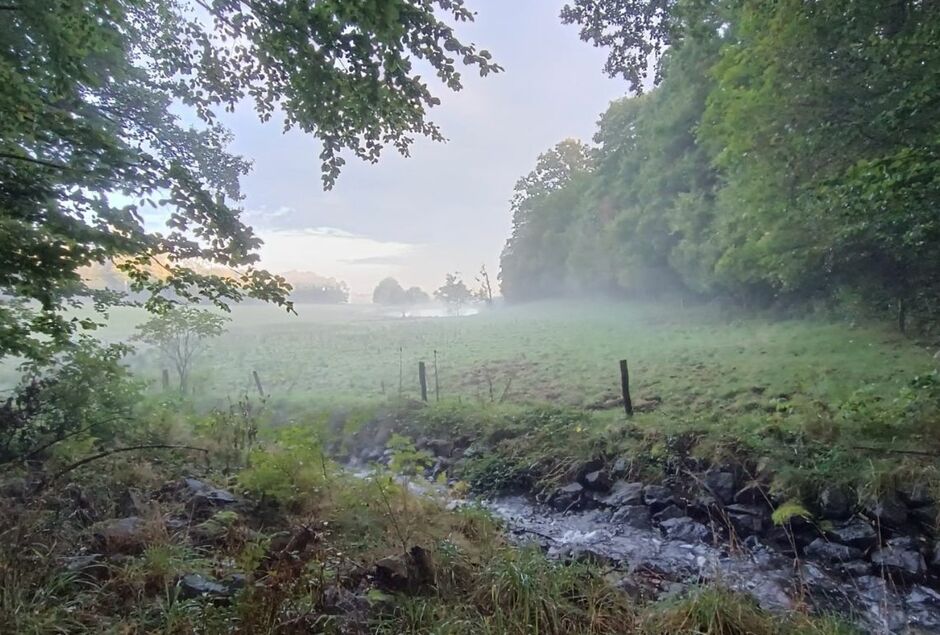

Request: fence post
left=161, top=369, right=170, bottom=391
left=619, top=359, right=633, bottom=417
left=252, top=370, right=265, bottom=398
left=433, top=349, right=440, bottom=402
left=418, top=361, right=428, bottom=402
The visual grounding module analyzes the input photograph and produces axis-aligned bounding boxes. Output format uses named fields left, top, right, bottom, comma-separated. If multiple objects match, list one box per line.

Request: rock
left=425, top=439, right=453, bottom=458
left=910, top=505, right=937, bottom=528
left=703, top=470, right=736, bottom=505
left=818, top=486, right=853, bottom=520
left=62, top=553, right=108, bottom=580
left=838, top=560, right=871, bottom=577
left=224, top=573, right=247, bottom=593
left=116, top=488, right=146, bottom=517
left=733, top=483, right=767, bottom=506
left=932, top=542, right=940, bottom=571
left=872, top=545, right=926, bottom=579
left=643, top=485, right=675, bottom=511
left=907, top=585, right=940, bottom=631
left=725, top=504, right=767, bottom=536
left=581, top=470, right=612, bottom=493
left=600, top=481, right=644, bottom=508
left=93, top=516, right=148, bottom=555
left=182, top=478, right=237, bottom=513
left=653, top=505, right=685, bottom=522
left=804, top=538, right=864, bottom=563
left=0, top=477, right=27, bottom=499
left=611, top=457, right=631, bottom=478
left=178, top=573, right=232, bottom=601
left=567, top=546, right=613, bottom=567
left=899, top=483, right=934, bottom=508
left=865, top=496, right=908, bottom=528
left=374, top=555, right=409, bottom=588
left=551, top=483, right=585, bottom=512
left=826, top=519, right=878, bottom=550
left=612, top=505, right=652, bottom=530
left=660, top=517, right=711, bottom=543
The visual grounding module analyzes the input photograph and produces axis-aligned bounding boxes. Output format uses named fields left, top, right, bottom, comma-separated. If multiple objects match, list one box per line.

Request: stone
left=826, top=519, right=878, bottom=550
left=178, top=573, right=232, bottom=601
left=818, top=485, right=853, bottom=520
left=703, top=470, right=736, bottom=505
left=425, top=439, right=453, bottom=458
left=865, top=496, right=908, bottom=528
left=600, top=481, right=644, bottom=508
left=872, top=545, right=926, bottom=579
left=374, top=555, right=409, bottom=588
left=727, top=510, right=765, bottom=536
left=899, top=483, right=934, bottom=508
left=660, top=517, right=711, bottom=543
left=931, top=541, right=940, bottom=572
left=653, top=505, right=685, bottom=522
left=643, top=485, right=675, bottom=511
left=582, top=470, right=612, bottom=493
left=838, top=560, right=871, bottom=577
left=612, top=505, right=652, bottom=530
left=804, top=538, right=864, bottom=563
left=733, top=483, right=767, bottom=506
left=116, top=488, right=146, bottom=517
left=93, top=516, right=148, bottom=555
left=0, top=477, right=27, bottom=499
left=611, top=457, right=631, bottom=478
left=910, top=505, right=937, bottom=527
left=63, top=553, right=108, bottom=580
left=567, top=546, right=613, bottom=567
left=551, top=483, right=585, bottom=512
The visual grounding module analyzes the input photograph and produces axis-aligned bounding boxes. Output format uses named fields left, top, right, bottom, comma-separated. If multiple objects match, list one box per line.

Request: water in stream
left=486, top=496, right=940, bottom=634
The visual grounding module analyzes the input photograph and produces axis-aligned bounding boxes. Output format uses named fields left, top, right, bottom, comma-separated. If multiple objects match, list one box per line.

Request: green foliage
left=434, top=273, right=474, bottom=315
left=386, top=433, right=434, bottom=476
left=0, top=337, right=140, bottom=465
left=770, top=500, right=812, bottom=526
left=238, top=426, right=331, bottom=507
left=462, top=454, right=530, bottom=496
left=1, top=0, right=501, bottom=363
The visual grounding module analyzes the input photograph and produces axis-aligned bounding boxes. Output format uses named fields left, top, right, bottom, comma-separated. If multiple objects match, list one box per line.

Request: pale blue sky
left=219, top=0, right=626, bottom=300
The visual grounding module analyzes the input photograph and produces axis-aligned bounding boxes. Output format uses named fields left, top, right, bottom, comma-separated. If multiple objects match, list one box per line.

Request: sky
left=219, top=0, right=626, bottom=302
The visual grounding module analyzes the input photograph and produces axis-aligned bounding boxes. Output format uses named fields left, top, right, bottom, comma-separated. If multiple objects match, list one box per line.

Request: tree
left=1, top=0, right=501, bottom=363
left=373, top=278, right=408, bottom=306
left=475, top=265, right=494, bottom=305
left=435, top=273, right=473, bottom=315
left=134, top=307, right=229, bottom=393
left=404, top=286, right=431, bottom=305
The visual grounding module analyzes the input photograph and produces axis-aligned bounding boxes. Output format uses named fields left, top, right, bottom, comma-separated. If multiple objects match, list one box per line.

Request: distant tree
left=373, top=278, right=407, bottom=306
left=475, top=265, right=494, bottom=305
left=134, top=307, right=228, bottom=393
left=405, top=286, right=430, bottom=305
left=435, top=274, right=474, bottom=315
left=283, top=271, right=349, bottom=304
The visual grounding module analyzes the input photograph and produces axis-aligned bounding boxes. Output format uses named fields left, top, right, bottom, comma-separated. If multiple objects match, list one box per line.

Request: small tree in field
left=475, top=265, right=494, bottom=305
left=135, top=307, right=229, bottom=393
left=435, top=273, right=474, bottom=316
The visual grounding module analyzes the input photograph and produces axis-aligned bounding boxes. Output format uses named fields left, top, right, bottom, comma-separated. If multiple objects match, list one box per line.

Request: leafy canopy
left=1, top=0, right=501, bottom=361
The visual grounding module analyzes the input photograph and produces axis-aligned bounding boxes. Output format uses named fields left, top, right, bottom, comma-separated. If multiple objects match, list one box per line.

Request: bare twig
left=45, top=444, right=209, bottom=486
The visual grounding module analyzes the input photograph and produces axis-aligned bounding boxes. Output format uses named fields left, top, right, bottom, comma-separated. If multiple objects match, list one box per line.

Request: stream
left=485, top=496, right=940, bottom=634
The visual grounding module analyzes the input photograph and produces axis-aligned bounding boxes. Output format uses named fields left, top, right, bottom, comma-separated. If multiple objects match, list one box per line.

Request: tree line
left=500, top=0, right=940, bottom=332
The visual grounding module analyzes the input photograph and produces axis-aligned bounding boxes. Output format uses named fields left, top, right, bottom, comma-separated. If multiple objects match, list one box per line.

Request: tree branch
left=45, top=444, right=209, bottom=487
left=0, top=151, right=69, bottom=171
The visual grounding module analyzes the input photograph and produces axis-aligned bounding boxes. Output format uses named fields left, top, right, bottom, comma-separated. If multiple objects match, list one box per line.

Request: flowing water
left=486, top=496, right=940, bottom=634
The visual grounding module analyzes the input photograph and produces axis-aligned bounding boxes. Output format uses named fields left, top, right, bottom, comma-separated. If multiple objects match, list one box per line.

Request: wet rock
left=374, top=547, right=434, bottom=591
left=551, top=483, right=585, bottom=512
left=865, top=496, right=908, bottom=528
left=899, top=483, right=934, bottom=508
left=182, top=478, right=237, bottom=512
left=374, top=555, right=409, bottom=588
left=581, top=470, right=612, bottom=493
left=804, top=538, right=864, bottom=563
left=838, top=560, right=871, bottom=577
left=567, top=546, right=614, bottom=567
left=63, top=553, right=108, bottom=580
left=826, top=519, right=878, bottom=550
left=600, top=481, right=644, bottom=508
left=178, top=573, right=232, bottom=602
left=612, top=505, right=652, bottom=530
left=725, top=505, right=767, bottom=536
left=703, top=470, right=736, bottom=505
left=932, top=542, right=940, bottom=571
left=907, top=585, right=940, bottom=632
left=733, top=483, right=767, bottom=506
left=116, top=488, right=146, bottom=517
left=653, top=505, right=685, bottom=523
left=611, top=457, right=631, bottom=478
left=911, top=505, right=937, bottom=528
left=93, top=516, right=148, bottom=555
left=643, top=485, right=675, bottom=511
left=425, top=439, right=453, bottom=458
left=660, top=517, right=710, bottom=543
left=871, top=544, right=926, bottom=579
left=224, top=573, right=247, bottom=593
left=818, top=485, right=853, bottom=520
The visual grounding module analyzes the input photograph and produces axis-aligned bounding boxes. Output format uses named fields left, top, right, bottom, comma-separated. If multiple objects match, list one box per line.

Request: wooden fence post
left=161, top=369, right=170, bottom=391
left=418, top=361, right=428, bottom=402
left=433, top=349, right=440, bottom=402
left=252, top=370, right=265, bottom=398
left=619, top=359, right=633, bottom=417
